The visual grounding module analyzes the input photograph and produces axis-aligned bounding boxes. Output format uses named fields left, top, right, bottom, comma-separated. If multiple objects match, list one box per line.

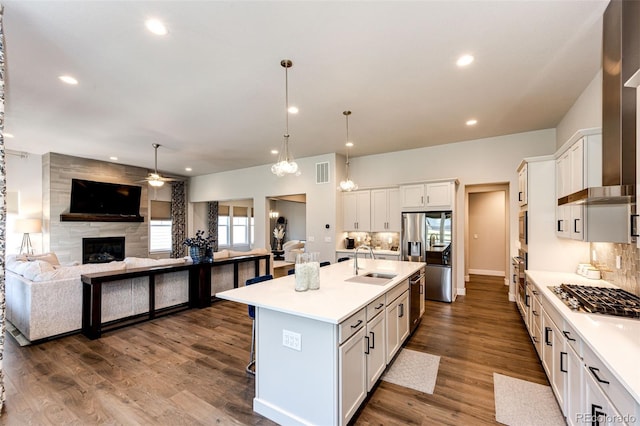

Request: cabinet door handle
left=364, top=336, right=370, bottom=355
left=562, top=330, right=576, bottom=342
left=525, top=294, right=530, bottom=307
left=350, top=319, right=363, bottom=329
left=420, top=284, right=424, bottom=294
left=631, top=214, right=639, bottom=237
left=427, top=195, right=430, bottom=204
left=591, top=404, right=606, bottom=423
left=369, top=331, right=375, bottom=349
left=375, top=303, right=384, bottom=310
left=519, top=191, right=523, bottom=202
left=588, top=366, right=610, bottom=384
left=544, top=327, right=552, bottom=346
left=532, top=310, right=539, bottom=317
left=574, top=218, right=580, bottom=233
left=399, top=303, right=404, bottom=318
left=532, top=290, right=539, bottom=295
left=513, top=273, right=517, bottom=284
left=557, top=219, right=563, bottom=232
left=560, top=352, right=567, bottom=373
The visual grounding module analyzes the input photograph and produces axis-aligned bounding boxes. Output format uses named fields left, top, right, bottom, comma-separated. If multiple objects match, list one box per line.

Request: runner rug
left=493, top=373, right=564, bottom=426
left=382, top=349, right=440, bottom=394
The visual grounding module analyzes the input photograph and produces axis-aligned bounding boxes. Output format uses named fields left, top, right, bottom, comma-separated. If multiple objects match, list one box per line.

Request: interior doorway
left=464, top=184, right=510, bottom=286
left=267, top=194, right=307, bottom=250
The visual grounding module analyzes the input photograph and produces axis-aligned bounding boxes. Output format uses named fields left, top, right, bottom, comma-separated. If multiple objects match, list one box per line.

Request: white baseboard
left=456, top=287, right=466, bottom=296
left=508, top=291, right=516, bottom=302
left=468, top=269, right=505, bottom=277
left=504, top=278, right=509, bottom=286
left=464, top=275, right=470, bottom=282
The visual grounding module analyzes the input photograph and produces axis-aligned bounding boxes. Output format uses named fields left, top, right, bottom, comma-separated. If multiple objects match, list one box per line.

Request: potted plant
left=183, top=230, right=215, bottom=263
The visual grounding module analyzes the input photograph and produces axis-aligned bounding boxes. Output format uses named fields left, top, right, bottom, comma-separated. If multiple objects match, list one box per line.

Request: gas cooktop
left=549, top=284, right=640, bottom=319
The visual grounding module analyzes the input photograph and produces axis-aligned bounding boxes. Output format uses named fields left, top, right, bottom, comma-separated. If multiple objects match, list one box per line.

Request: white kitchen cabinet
left=375, top=253, right=401, bottom=260
left=566, top=343, right=583, bottom=426
left=339, top=326, right=367, bottom=425
left=584, top=368, right=624, bottom=425
left=400, top=184, right=425, bottom=208
left=425, top=182, right=453, bottom=209
left=343, top=190, right=371, bottom=231
left=365, top=309, right=386, bottom=391
left=371, top=188, right=401, bottom=232
left=569, top=205, right=583, bottom=241
left=518, top=162, right=528, bottom=207
left=542, top=310, right=566, bottom=415
left=386, top=283, right=409, bottom=363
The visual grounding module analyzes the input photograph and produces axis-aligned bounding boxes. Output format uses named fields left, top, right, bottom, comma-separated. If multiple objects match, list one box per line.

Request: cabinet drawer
left=539, top=292, right=563, bottom=330
left=560, top=321, right=582, bottom=358
left=339, top=308, right=366, bottom=345
left=366, top=295, right=386, bottom=322
left=531, top=294, right=542, bottom=331
left=386, top=279, right=409, bottom=304
left=583, top=343, right=638, bottom=420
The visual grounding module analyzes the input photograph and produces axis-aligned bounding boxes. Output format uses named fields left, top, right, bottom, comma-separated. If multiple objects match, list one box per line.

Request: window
left=218, top=205, right=230, bottom=246
left=149, top=201, right=172, bottom=252
left=233, top=216, right=248, bottom=244
left=149, top=220, right=172, bottom=252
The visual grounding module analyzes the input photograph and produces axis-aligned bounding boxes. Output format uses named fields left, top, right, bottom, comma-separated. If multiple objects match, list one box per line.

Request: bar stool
left=337, top=257, right=350, bottom=262
left=320, top=261, right=331, bottom=267
left=288, top=268, right=295, bottom=275
left=246, top=274, right=273, bottom=375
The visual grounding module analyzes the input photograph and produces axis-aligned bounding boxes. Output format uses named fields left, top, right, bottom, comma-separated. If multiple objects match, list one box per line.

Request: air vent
left=316, top=162, right=329, bottom=184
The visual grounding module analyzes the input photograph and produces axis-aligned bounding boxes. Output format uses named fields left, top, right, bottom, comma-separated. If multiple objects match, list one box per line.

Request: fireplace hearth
left=83, top=237, right=125, bottom=264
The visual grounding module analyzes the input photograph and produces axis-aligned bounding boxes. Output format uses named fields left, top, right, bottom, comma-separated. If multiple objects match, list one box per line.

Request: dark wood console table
left=81, top=254, right=270, bottom=339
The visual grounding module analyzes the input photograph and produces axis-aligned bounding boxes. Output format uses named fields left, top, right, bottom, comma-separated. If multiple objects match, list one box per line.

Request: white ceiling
left=3, top=1, right=609, bottom=177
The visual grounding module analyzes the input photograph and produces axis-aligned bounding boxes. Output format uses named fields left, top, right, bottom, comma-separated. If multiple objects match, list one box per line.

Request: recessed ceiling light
left=109, top=156, right=118, bottom=161
left=185, top=167, right=192, bottom=172
left=145, top=19, right=168, bottom=36
left=466, top=119, right=478, bottom=126
left=345, top=142, right=354, bottom=147
left=4, top=132, right=14, bottom=138
left=456, top=54, right=474, bottom=67
left=288, top=106, right=299, bottom=114
left=59, top=75, right=78, bottom=85
left=271, top=149, right=279, bottom=155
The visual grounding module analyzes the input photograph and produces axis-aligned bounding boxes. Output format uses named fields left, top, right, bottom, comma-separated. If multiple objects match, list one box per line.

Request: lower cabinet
left=339, top=326, right=367, bottom=425
left=566, top=344, right=583, bottom=426
left=386, top=288, right=410, bottom=362
left=584, top=368, right=623, bottom=425
left=365, top=311, right=386, bottom=391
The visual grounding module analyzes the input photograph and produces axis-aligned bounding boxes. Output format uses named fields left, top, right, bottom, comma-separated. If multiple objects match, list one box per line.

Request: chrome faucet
left=354, top=245, right=375, bottom=275
left=429, top=234, right=438, bottom=246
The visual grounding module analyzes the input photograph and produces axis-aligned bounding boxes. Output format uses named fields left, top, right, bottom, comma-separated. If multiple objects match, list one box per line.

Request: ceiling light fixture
left=185, top=167, right=192, bottom=172
left=109, top=156, right=118, bottom=161
left=466, top=119, right=478, bottom=126
left=456, top=54, right=474, bottom=67
left=59, top=75, right=78, bottom=85
left=4, top=132, right=13, bottom=138
left=145, top=18, right=168, bottom=36
left=271, top=59, right=300, bottom=177
left=339, top=111, right=358, bottom=192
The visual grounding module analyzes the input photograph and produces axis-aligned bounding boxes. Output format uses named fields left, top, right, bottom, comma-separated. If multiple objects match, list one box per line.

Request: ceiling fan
left=142, top=143, right=178, bottom=187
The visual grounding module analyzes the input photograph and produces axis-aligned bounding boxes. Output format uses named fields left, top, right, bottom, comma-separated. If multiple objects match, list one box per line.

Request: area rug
left=382, top=349, right=440, bottom=394
left=6, top=320, right=31, bottom=347
left=493, top=373, right=564, bottom=426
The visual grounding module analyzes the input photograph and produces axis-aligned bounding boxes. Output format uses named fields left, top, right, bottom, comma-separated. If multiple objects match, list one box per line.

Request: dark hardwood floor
left=1, top=275, right=546, bottom=425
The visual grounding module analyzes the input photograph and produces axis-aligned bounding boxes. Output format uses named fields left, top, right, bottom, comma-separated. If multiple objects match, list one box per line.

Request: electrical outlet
left=616, top=255, right=622, bottom=269
left=324, top=236, right=332, bottom=242
left=283, top=329, right=301, bottom=351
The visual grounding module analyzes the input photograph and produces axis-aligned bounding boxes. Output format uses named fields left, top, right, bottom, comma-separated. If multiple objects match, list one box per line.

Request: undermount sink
left=431, top=244, right=448, bottom=248
left=345, top=272, right=397, bottom=285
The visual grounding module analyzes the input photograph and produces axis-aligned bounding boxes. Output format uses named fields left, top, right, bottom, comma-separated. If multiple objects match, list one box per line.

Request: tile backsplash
left=343, top=232, right=399, bottom=251
left=591, top=242, right=639, bottom=296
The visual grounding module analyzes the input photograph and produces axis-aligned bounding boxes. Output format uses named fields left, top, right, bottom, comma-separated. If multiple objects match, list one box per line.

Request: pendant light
left=271, top=59, right=300, bottom=177
left=339, top=110, right=358, bottom=192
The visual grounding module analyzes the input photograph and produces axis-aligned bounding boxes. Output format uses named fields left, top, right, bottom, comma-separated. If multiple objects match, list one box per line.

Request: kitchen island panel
left=254, top=308, right=338, bottom=426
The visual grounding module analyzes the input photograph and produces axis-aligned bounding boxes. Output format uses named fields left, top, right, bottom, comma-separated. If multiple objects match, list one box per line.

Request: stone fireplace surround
left=44, top=153, right=151, bottom=263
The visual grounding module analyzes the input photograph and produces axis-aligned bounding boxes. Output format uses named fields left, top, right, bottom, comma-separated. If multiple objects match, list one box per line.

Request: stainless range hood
left=561, top=0, right=637, bottom=208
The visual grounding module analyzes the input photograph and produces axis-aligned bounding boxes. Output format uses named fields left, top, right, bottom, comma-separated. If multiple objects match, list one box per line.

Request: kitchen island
left=217, top=259, right=425, bottom=426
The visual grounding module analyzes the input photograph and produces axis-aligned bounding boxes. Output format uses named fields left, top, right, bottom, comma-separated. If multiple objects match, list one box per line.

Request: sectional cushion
left=26, top=252, right=60, bottom=266
left=21, top=260, right=57, bottom=281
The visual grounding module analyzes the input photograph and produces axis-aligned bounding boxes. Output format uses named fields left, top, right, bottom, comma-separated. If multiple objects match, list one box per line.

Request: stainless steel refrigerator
left=401, top=211, right=453, bottom=302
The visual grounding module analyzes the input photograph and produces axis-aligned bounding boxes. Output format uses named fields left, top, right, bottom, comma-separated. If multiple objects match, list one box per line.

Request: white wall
left=189, top=153, right=339, bottom=263
left=5, top=152, right=43, bottom=254
left=556, top=69, right=602, bottom=149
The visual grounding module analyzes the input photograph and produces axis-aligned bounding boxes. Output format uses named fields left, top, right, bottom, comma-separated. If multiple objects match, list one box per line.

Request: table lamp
left=16, top=218, right=42, bottom=255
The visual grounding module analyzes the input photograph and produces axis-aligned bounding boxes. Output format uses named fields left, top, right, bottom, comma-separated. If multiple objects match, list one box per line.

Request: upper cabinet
left=517, top=163, right=528, bottom=207
left=555, top=134, right=602, bottom=200
left=343, top=190, right=371, bottom=231
left=371, top=188, right=401, bottom=232
left=400, top=180, right=457, bottom=211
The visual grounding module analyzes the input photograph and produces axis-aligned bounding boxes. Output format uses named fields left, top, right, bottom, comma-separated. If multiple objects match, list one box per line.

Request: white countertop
left=336, top=248, right=400, bottom=256
left=216, top=259, right=424, bottom=324
left=526, top=270, right=640, bottom=404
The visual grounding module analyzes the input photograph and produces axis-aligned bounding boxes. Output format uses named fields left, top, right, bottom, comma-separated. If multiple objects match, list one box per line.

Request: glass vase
left=190, top=246, right=205, bottom=264
left=295, top=252, right=320, bottom=291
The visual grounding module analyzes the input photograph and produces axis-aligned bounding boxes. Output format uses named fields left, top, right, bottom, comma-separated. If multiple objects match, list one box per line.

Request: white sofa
left=5, top=249, right=273, bottom=343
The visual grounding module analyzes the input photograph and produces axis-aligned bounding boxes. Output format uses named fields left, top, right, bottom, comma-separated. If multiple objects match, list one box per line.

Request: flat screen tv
left=69, top=179, right=142, bottom=217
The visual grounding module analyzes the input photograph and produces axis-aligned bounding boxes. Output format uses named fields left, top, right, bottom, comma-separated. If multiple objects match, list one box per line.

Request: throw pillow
left=22, top=260, right=56, bottom=281
left=26, top=252, right=60, bottom=266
